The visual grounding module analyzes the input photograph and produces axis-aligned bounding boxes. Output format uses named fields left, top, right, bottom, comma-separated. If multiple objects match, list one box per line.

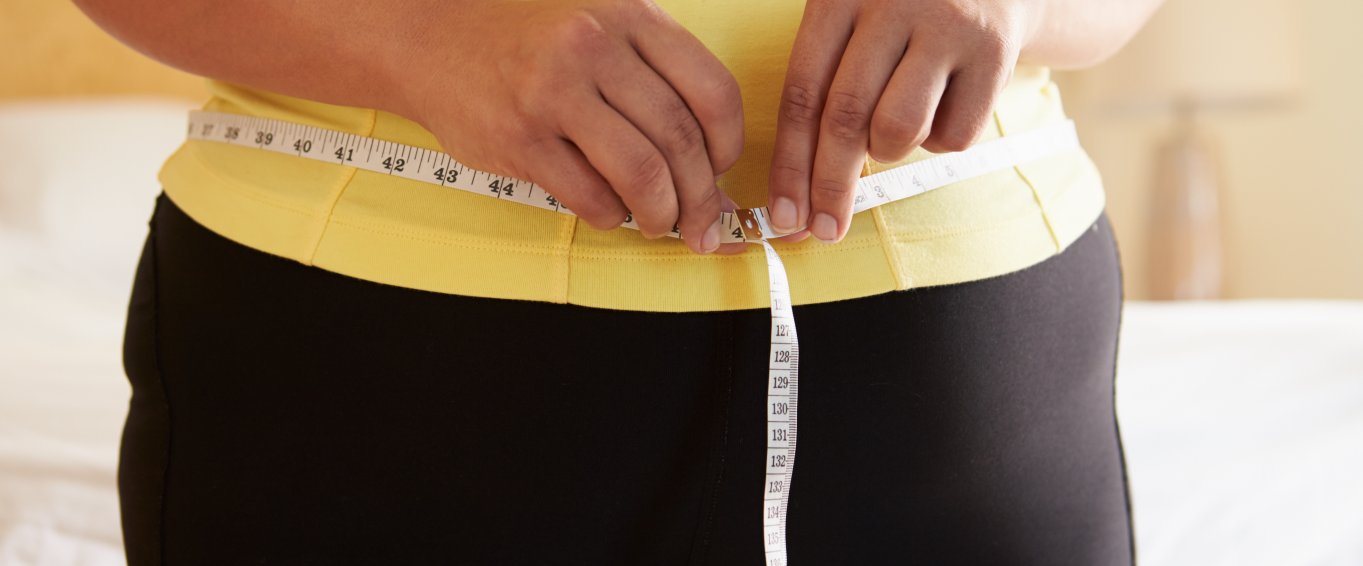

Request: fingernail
left=702, top=218, right=722, bottom=254
left=771, top=197, right=797, bottom=233
left=811, top=213, right=839, bottom=242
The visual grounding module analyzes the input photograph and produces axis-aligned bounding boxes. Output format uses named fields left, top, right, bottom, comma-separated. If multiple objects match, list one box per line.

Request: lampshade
left=1079, top=0, right=1302, bottom=109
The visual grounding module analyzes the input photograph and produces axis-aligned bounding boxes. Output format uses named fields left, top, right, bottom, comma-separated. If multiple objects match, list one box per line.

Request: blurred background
left=1054, top=0, right=1363, bottom=301
left=4, top=0, right=1359, bottom=300
left=2, top=0, right=1360, bottom=565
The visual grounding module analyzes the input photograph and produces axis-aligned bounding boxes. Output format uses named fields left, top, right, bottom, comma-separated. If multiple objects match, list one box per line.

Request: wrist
left=374, top=0, right=500, bottom=125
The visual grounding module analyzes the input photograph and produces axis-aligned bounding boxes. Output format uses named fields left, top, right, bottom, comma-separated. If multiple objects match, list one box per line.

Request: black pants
left=120, top=192, right=1133, bottom=565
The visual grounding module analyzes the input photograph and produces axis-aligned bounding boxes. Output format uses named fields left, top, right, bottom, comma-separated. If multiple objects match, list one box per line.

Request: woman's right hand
left=399, top=0, right=747, bottom=255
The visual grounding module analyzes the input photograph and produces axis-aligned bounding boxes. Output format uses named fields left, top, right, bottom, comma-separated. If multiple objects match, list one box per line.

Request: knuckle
left=707, top=129, right=743, bottom=174
left=560, top=184, right=626, bottom=229
left=686, top=186, right=724, bottom=220
left=823, top=90, right=873, bottom=140
left=637, top=208, right=678, bottom=236
left=712, top=144, right=743, bottom=177
left=941, top=3, right=1020, bottom=58
left=979, top=33, right=1015, bottom=62
left=770, top=155, right=809, bottom=186
left=625, top=151, right=674, bottom=199
left=781, top=82, right=824, bottom=128
left=692, top=73, right=743, bottom=126
left=624, top=0, right=669, bottom=22
left=810, top=177, right=852, bottom=203
left=704, top=86, right=745, bottom=168
left=973, top=47, right=1014, bottom=85
left=944, top=2, right=988, bottom=30
left=870, top=110, right=920, bottom=149
left=960, top=13, right=1020, bottom=61
left=579, top=212, right=615, bottom=230
left=930, top=126, right=980, bottom=152
left=868, top=144, right=906, bottom=165
left=705, top=74, right=744, bottom=114
left=585, top=207, right=629, bottom=230
left=553, top=11, right=611, bottom=58
left=910, top=124, right=931, bottom=147
left=868, top=138, right=913, bottom=164
left=661, top=102, right=707, bottom=156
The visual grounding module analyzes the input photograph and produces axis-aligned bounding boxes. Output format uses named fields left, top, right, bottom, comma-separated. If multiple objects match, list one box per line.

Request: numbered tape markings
left=184, top=110, right=1081, bottom=566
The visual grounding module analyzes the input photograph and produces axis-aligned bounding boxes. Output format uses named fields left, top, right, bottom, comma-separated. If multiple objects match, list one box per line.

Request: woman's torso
left=157, top=0, right=1106, bottom=312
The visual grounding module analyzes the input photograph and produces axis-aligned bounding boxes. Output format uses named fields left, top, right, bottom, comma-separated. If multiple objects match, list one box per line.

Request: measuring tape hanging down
left=186, top=110, right=1080, bottom=566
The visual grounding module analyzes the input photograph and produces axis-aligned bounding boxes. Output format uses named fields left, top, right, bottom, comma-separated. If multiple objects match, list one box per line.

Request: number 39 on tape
left=185, top=110, right=1080, bottom=565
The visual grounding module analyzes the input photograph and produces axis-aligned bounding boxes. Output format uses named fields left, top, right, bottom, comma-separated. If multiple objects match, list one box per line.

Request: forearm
left=1020, top=0, right=1166, bottom=69
left=71, top=0, right=454, bottom=119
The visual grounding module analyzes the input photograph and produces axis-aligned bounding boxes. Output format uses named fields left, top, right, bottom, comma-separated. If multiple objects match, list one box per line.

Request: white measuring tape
left=186, top=110, right=1079, bottom=565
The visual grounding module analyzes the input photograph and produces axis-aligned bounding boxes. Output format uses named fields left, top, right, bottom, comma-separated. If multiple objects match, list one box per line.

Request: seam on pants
left=151, top=196, right=174, bottom=566
left=687, top=312, right=737, bottom=566
left=1106, top=213, right=1138, bottom=565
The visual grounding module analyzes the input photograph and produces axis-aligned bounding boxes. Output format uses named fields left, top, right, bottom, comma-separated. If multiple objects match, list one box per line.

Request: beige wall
left=10, top=1, right=1360, bottom=299
left=2, top=0, right=206, bottom=101
left=1056, top=0, right=1363, bottom=299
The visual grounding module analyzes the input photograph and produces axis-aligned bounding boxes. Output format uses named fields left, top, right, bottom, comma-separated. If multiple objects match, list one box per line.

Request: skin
left=74, top=0, right=750, bottom=255
left=766, top=0, right=1167, bottom=244
left=73, top=0, right=1164, bottom=254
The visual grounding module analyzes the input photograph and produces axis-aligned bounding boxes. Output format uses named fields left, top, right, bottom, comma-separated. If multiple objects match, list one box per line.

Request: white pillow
left=0, top=97, right=196, bottom=299
left=0, top=97, right=197, bottom=564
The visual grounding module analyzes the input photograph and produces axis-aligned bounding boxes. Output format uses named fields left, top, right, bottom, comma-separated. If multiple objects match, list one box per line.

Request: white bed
left=2, top=99, right=1361, bottom=565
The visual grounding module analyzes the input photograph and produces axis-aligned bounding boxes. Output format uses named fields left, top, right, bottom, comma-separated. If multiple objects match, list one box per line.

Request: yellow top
left=157, top=0, right=1106, bottom=313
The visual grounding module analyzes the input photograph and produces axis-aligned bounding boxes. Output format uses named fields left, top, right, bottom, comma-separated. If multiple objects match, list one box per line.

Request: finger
left=922, top=49, right=1014, bottom=153
left=518, top=136, right=627, bottom=230
left=807, top=20, right=908, bottom=243
left=596, top=47, right=723, bottom=254
left=765, top=2, right=856, bottom=236
left=713, top=192, right=748, bottom=255
left=869, top=38, right=951, bottom=163
left=714, top=192, right=746, bottom=255
left=558, top=95, right=679, bottom=238
left=628, top=5, right=746, bottom=175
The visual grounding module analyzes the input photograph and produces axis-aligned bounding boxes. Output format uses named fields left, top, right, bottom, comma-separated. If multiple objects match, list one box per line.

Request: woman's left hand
left=764, top=0, right=1042, bottom=243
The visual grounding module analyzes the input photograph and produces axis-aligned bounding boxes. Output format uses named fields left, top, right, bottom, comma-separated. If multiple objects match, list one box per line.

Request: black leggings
left=120, top=192, right=1133, bottom=565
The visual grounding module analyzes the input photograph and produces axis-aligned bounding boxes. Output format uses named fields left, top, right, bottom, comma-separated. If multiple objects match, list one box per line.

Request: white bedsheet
left=1116, top=301, right=1363, bottom=566
left=2, top=99, right=1361, bottom=565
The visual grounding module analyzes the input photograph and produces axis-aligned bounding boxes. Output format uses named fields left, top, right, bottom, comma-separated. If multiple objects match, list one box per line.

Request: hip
left=117, top=190, right=1129, bottom=565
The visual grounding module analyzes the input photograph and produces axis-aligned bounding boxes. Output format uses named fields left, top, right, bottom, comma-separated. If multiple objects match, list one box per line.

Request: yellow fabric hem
left=305, top=108, right=376, bottom=264
left=159, top=152, right=1104, bottom=312
left=158, top=63, right=1108, bottom=313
